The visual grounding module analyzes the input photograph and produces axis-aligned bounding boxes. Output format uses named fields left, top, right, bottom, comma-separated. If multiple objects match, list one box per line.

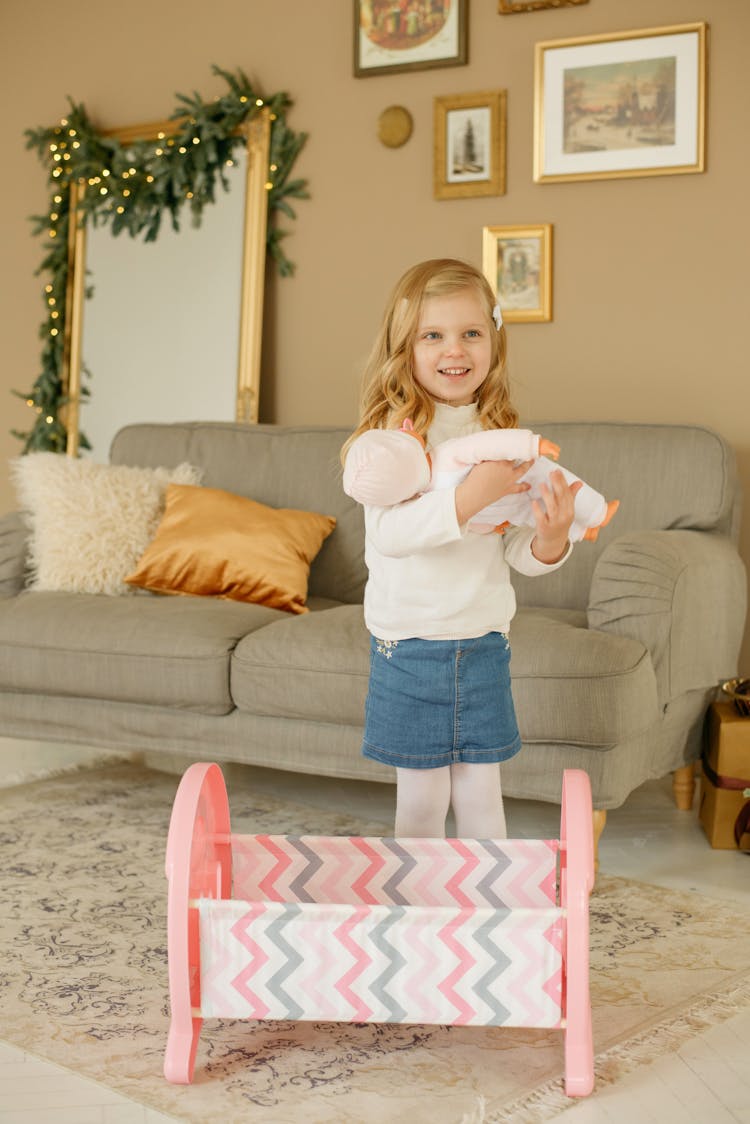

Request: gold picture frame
left=434, top=90, right=506, bottom=200
left=482, top=224, right=552, bottom=323
left=63, top=114, right=271, bottom=456
left=354, top=0, right=468, bottom=77
left=499, top=0, right=588, bottom=13
left=534, top=22, right=707, bottom=184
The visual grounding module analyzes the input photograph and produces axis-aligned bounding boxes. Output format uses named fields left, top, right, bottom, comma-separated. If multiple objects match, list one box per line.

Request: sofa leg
left=591, top=809, right=606, bottom=876
left=672, top=763, right=696, bottom=810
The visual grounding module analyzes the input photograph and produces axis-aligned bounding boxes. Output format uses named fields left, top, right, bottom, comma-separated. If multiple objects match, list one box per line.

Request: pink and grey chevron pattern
left=198, top=898, right=562, bottom=1026
left=195, top=836, right=562, bottom=1027
left=230, top=836, right=559, bottom=909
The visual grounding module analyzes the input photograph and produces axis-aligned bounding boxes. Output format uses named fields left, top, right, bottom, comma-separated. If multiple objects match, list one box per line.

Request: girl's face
left=412, top=288, right=492, bottom=407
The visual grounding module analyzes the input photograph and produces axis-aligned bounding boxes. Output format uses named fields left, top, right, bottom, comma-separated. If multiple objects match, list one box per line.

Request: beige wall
left=1, top=0, right=748, bottom=667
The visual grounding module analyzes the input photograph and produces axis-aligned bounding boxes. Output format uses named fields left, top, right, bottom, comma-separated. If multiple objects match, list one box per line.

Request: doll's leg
left=395, top=765, right=452, bottom=838
left=450, top=762, right=507, bottom=839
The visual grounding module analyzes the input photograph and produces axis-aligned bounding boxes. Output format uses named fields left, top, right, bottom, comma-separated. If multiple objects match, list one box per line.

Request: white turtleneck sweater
left=361, top=402, right=571, bottom=641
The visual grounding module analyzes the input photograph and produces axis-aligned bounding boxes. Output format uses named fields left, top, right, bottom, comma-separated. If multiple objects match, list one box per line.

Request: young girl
left=342, top=258, right=580, bottom=840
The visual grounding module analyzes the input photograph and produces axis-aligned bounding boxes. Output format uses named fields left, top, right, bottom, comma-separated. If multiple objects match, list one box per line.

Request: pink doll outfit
left=343, top=426, right=618, bottom=542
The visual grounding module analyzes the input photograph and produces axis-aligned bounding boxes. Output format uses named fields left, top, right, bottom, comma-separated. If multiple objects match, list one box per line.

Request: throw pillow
left=10, top=453, right=203, bottom=596
left=124, top=484, right=336, bottom=614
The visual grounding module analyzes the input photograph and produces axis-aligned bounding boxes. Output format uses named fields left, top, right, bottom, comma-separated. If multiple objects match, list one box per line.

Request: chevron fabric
left=197, top=835, right=563, bottom=1027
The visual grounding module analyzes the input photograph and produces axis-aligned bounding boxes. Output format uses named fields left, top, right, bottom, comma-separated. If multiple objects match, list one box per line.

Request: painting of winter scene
left=563, top=56, right=676, bottom=154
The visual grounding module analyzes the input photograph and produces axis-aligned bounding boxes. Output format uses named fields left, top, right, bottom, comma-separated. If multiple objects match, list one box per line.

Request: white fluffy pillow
left=10, top=453, right=203, bottom=596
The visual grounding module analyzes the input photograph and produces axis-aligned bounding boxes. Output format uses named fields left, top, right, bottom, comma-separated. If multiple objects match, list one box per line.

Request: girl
left=342, top=258, right=580, bottom=840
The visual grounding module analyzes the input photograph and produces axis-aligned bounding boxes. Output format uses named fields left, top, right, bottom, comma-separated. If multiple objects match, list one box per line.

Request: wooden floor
left=1, top=741, right=749, bottom=1123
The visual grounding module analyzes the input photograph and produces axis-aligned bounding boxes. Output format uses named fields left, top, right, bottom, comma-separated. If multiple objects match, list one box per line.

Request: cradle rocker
left=163, top=763, right=595, bottom=1096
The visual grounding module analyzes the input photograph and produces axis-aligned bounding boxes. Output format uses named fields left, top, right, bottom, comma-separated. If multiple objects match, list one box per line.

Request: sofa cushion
left=0, top=590, right=284, bottom=715
left=231, top=604, right=370, bottom=725
left=230, top=604, right=659, bottom=747
left=509, top=608, right=659, bottom=745
left=9, top=453, right=202, bottom=596
left=512, top=421, right=739, bottom=612
left=125, top=484, right=336, bottom=614
left=110, top=423, right=366, bottom=604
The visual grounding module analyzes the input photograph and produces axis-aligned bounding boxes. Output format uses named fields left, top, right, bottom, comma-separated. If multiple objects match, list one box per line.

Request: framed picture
left=434, top=90, right=506, bottom=200
left=354, top=0, right=468, bottom=77
left=534, top=23, right=707, bottom=183
left=499, top=0, right=588, bottom=12
left=482, top=224, right=552, bottom=323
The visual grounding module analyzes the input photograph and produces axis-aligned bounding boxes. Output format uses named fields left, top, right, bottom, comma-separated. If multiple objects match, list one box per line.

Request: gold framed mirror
left=63, top=108, right=271, bottom=457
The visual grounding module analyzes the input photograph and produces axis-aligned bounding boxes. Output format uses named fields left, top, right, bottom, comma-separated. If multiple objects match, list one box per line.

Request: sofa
left=0, top=419, right=746, bottom=852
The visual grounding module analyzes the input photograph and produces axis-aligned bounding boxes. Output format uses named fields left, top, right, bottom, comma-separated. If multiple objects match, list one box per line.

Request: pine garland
left=15, top=65, right=308, bottom=453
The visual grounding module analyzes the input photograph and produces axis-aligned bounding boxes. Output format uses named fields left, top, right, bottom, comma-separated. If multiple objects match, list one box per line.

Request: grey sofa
left=0, top=420, right=745, bottom=850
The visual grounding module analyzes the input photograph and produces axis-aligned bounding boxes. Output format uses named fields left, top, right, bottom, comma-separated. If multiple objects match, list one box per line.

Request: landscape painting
left=563, top=56, right=676, bottom=154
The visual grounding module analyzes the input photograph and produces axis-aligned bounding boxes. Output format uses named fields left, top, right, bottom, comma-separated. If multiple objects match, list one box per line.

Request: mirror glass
left=78, top=152, right=247, bottom=460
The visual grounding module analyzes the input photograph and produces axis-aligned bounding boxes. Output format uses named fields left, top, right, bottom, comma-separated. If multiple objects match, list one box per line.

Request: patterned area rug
left=1, top=763, right=749, bottom=1124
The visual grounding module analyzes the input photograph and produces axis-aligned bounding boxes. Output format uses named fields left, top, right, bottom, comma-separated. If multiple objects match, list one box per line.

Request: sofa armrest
left=0, top=512, right=28, bottom=598
left=587, top=530, right=747, bottom=706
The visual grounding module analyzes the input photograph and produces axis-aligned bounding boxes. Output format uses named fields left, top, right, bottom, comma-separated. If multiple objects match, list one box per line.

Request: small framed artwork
left=499, top=0, right=588, bottom=12
left=354, top=0, right=468, bottom=78
left=434, top=90, right=506, bottom=200
left=534, top=22, right=707, bottom=183
left=482, top=224, right=552, bottom=323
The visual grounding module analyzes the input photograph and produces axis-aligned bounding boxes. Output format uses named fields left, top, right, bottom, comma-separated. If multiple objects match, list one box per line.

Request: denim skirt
left=362, top=631, right=522, bottom=770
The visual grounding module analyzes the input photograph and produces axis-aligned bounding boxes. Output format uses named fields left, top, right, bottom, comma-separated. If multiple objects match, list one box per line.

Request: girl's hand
left=530, top=470, right=583, bottom=563
left=455, top=459, right=533, bottom=526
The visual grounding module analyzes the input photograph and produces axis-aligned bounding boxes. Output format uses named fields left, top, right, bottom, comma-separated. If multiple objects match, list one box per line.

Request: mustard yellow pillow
left=125, top=484, right=336, bottom=614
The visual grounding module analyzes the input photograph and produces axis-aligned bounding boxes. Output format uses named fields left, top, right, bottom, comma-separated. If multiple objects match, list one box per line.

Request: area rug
left=1, top=764, right=749, bottom=1124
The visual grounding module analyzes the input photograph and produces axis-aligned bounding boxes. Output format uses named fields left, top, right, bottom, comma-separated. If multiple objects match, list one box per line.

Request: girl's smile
left=413, top=290, right=492, bottom=406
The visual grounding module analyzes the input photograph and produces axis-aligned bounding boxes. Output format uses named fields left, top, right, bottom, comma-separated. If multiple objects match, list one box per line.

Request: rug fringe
left=488, top=973, right=750, bottom=1122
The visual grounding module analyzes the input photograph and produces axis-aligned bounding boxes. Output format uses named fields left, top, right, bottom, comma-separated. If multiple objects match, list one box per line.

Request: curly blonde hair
left=341, top=258, right=517, bottom=463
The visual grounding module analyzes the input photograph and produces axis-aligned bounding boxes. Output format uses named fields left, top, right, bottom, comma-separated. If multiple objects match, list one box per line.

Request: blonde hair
left=341, top=258, right=517, bottom=463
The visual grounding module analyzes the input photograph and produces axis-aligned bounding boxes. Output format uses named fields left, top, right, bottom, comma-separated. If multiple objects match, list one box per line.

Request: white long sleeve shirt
left=359, top=402, right=572, bottom=640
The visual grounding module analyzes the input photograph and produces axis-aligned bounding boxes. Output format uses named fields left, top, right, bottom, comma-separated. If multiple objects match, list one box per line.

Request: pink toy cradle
left=163, top=763, right=594, bottom=1096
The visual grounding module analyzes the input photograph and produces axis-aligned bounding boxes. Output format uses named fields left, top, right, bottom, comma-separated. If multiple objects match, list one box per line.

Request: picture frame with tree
left=434, top=90, right=506, bottom=200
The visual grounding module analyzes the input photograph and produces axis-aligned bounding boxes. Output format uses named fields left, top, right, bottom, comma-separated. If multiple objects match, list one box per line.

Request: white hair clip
left=492, top=303, right=503, bottom=330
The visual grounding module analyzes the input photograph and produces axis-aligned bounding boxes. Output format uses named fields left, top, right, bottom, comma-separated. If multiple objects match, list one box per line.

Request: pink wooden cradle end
left=163, top=761, right=232, bottom=1083
left=560, top=768, right=595, bottom=1096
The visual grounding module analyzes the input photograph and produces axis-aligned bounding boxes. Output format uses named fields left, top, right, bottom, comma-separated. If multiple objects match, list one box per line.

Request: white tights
left=394, top=762, right=507, bottom=839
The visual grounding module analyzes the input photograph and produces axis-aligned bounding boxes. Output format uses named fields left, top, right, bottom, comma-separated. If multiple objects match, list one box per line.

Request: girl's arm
left=365, top=489, right=463, bottom=557
left=367, top=459, right=535, bottom=558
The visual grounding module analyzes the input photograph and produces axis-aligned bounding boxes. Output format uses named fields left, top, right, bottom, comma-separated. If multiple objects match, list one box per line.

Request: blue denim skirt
left=362, top=631, right=522, bottom=770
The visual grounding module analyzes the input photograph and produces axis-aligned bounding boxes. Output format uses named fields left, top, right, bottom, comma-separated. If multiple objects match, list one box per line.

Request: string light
left=21, top=67, right=306, bottom=454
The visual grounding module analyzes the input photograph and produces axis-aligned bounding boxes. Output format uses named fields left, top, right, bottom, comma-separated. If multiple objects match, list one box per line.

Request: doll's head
left=342, top=424, right=429, bottom=506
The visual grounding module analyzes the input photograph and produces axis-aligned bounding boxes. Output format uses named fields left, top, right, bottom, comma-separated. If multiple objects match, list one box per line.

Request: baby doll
left=343, top=422, right=619, bottom=541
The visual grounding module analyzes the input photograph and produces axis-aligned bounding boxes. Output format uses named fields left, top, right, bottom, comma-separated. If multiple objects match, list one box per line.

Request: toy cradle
left=163, top=763, right=594, bottom=1096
